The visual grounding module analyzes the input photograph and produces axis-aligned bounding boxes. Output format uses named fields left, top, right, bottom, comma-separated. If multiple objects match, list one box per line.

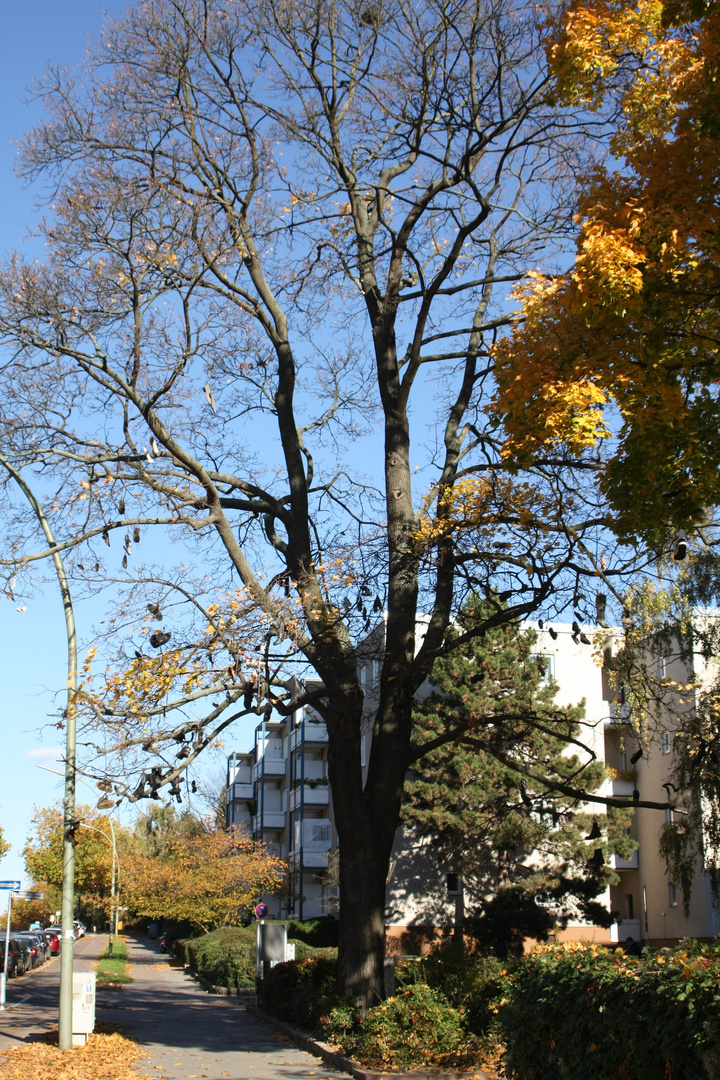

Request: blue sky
left=0, top=1, right=182, bottom=884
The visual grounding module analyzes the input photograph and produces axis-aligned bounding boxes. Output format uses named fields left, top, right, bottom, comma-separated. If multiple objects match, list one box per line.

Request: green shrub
left=174, top=926, right=337, bottom=989
left=499, top=940, right=720, bottom=1080
left=326, top=983, right=480, bottom=1071
left=396, top=949, right=510, bottom=1039
left=258, top=956, right=342, bottom=1030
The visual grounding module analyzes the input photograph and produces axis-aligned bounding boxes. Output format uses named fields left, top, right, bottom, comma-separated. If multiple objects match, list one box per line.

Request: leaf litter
left=0, top=1023, right=159, bottom=1080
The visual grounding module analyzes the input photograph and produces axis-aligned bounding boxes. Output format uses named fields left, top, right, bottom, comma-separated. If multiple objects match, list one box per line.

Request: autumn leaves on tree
left=21, top=802, right=284, bottom=931
left=493, top=0, right=720, bottom=544
left=0, top=0, right=716, bottom=1009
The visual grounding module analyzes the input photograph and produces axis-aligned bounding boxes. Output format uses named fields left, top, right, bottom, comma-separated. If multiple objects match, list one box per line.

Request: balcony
left=289, top=784, right=330, bottom=812
left=610, top=849, right=639, bottom=870
left=253, top=811, right=286, bottom=831
left=290, top=849, right=329, bottom=868
left=290, top=722, right=328, bottom=751
left=229, top=781, right=254, bottom=801
left=610, top=919, right=642, bottom=943
left=604, top=702, right=631, bottom=724
left=253, top=758, right=286, bottom=780
left=601, top=775, right=636, bottom=799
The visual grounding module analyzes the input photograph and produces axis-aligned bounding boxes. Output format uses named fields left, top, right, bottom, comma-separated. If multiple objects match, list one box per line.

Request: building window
left=658, top=656, right=667, bottom=679
left=661, top=731, right=671, bottom=755
left=446, top=872, right=462, bottom=895
left=665, top=807, right=674, bottom=824
left=625, top=894, right=634, bottom=920
left=532, top=654, right=554, bottom=683
left=360, top=735, right=366, bottom=768
left=668, top=883, right=678, bottom=907
left=358, top=666, right=367, bottom=690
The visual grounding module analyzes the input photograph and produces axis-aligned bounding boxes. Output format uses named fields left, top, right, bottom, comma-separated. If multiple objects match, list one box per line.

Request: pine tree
left=405, top=598, right=633, bottom=955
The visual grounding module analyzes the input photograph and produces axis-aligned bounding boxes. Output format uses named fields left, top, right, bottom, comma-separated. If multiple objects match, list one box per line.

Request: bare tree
left=0, top=0, right=652, bottom=1009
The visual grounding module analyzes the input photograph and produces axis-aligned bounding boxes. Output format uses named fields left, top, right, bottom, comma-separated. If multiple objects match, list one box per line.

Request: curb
left=245, top=1004, right=490, bottom=1080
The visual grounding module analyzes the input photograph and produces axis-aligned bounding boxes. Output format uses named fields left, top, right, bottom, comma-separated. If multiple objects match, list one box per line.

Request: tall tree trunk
left=336, top=838, right=389, bottom=1014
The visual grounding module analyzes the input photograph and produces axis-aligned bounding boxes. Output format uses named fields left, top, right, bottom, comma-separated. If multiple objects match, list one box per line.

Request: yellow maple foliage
left=493, top=0, right=720, bottom=539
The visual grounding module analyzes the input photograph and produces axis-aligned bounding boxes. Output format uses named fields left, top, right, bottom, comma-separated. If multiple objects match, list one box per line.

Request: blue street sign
left=0, top=882, right=21, bottom=890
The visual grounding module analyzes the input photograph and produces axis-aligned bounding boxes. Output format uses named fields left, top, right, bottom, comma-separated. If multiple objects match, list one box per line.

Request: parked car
left=0, top=938, right=26, bottom=978
left=73, top=920, right=86, bottom=939
left=16, top=933, right=43, bottom=967
left=40, top=929, right=60, bottom=955
left=14, top=936, right=34, bottom=972
left=24, top=932, right=50, bottom=962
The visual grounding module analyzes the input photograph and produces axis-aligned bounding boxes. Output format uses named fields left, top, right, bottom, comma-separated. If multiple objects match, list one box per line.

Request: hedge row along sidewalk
left=250, top=941, right=720, bottom=1080
left=0, top=1024, right=152, bottom=1080
left=500, top=939, right=720, bottom=1080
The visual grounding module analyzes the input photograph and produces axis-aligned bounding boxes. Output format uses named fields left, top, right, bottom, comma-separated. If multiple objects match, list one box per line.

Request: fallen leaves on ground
left=0, top=1023, right=156, bottom=1080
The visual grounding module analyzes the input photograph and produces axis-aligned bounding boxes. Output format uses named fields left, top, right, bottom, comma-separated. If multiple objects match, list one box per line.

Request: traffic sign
left=255, top=903, right=269, bottom=918
left=14, top=891, right=43, bottom=901
left=0, top=882, right=20, bottom=890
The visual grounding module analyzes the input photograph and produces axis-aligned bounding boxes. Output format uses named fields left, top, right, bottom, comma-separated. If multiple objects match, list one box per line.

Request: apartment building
left=225, top=621, right=720, bottom=946
left=226, top=704, right=336, bottom=919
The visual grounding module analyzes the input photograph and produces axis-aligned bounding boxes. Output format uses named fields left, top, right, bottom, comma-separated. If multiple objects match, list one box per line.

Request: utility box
left=72, top=971, right=96, bottom=1046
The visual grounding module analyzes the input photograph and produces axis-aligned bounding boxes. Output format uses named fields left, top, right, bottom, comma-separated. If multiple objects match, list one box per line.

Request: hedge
left=499, top=940, right=720, bottom=1080
left=174, top=925, right=336, bottom=989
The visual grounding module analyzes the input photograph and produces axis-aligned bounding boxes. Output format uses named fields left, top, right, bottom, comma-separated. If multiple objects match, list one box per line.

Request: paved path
left=0, top=933, right=345, bottom=1080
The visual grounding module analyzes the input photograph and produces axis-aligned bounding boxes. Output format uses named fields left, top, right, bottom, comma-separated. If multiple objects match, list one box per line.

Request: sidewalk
left=97, top=935, right=345, bottom=1080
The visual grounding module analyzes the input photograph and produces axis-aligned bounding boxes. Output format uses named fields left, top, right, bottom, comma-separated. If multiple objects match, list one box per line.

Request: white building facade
left=225, top=621, right=720, bottom=947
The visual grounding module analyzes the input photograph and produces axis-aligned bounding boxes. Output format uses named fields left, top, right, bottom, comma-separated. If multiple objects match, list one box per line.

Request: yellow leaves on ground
left=0, top=1027, right=152, bottom=1080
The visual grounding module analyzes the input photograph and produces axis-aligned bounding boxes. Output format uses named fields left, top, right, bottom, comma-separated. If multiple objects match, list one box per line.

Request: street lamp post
left=0, top=454, right=77, bottom=1050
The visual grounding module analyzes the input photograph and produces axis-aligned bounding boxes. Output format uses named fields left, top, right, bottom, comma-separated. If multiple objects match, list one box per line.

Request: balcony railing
left=610, top=849, right=639, bottom=870
left=289, top=785, right=330, bottom=812
left=605, top=702, right=631, bottom=724
left=601, top=776, right=636, bottom=798
left=253, top=811, right=286, bottom=831
left=610, top=919, right=642, bottom=943
left=229, top=781, right=254, bottom=800
left=253, top=758, right=286, bottom=780
left=290, top=849, right=329, bottom=868
left=290, top=722, right=328, bottom=750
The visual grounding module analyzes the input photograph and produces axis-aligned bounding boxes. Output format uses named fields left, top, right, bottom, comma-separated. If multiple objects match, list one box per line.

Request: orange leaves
left=492, top=1, right=720, bottom=537
left=0, top=1027, right=150, bottom=1080
left=549, top=0, right=666, bottom=110
left=122, top=828, right=285, bottom=928
left=414, top=475, right=562, bottom=551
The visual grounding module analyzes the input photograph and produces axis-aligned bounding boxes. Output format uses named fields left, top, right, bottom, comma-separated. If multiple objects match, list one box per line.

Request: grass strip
left=0, top=1024, right=152, bottom=1080
left=95, top=936, right=133, bottom=986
